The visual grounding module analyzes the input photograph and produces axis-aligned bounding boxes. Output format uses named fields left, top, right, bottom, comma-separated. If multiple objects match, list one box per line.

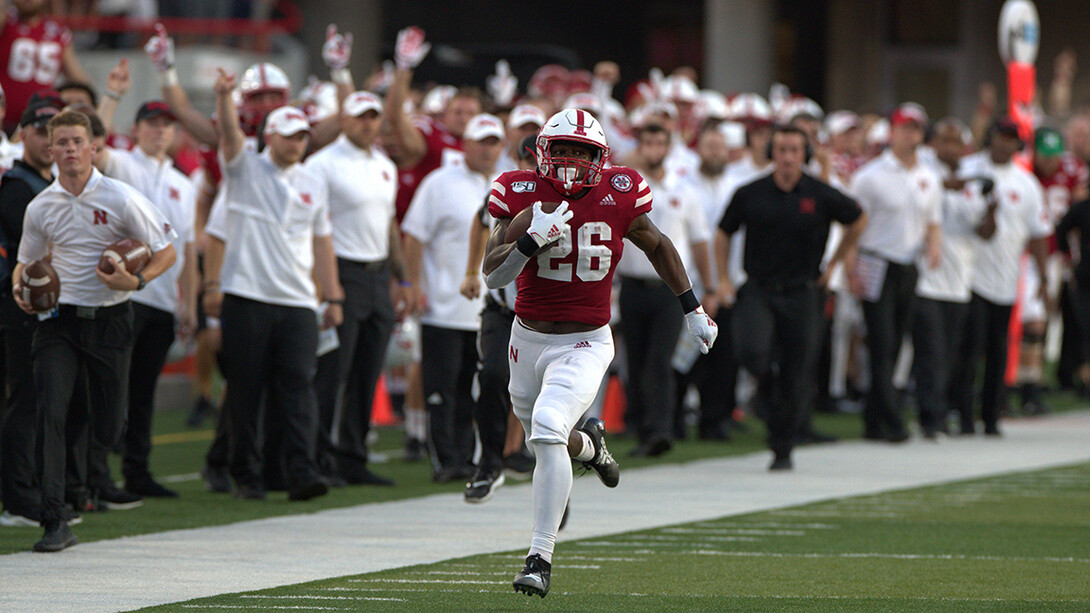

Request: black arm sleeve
left=823, top=182, right=863, bottom=225
left=719, top=189, right=746, bottom=234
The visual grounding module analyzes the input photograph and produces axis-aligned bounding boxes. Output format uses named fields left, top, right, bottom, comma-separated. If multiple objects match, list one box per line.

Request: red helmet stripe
left=574, top=109, right=587, bottom=136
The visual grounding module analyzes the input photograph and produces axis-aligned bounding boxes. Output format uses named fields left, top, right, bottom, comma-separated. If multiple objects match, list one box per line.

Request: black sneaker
left=33, top=521, right=77, bottom=552
left=341, top=467, right=395, bottom=487
left=95, top=486, right=143, bottom=510
left=202, top=465, right=232, bottom=494
left=578, top=418, right=620, bottom=488
left=513, top=553, right=551, bottom=597
left=502, top=450, right=535, bottom=479
left=404, top=438, right=426, bottom=462
left=769, top=453, right=793, bottom=471
left=464, top=469, right=505, bottom=504
left=187, top=396, right=215, bottom=428
left=287, top=477, right=329, bottom=502
left=125, top=475, right=179, bottom=498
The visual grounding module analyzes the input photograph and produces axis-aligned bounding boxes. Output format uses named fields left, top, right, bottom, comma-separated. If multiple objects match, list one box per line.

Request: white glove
left=322, top=24, right=353, bottom=71
left=487, top=59, right=518, bottom=107
left=526, top=201, right=573, bottom=248
left=684, top=307, right=718, bottom=355
left=395, top=26, right=431, bottom=71
left=143, top=23, right=175, bottom=72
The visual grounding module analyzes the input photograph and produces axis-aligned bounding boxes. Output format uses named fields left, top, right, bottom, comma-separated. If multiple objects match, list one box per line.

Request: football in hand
left=504, top=201, right=564, bottom=245
left=99, top=239, right=151, bottom=275
left=20, top=259, right=60, bottom=312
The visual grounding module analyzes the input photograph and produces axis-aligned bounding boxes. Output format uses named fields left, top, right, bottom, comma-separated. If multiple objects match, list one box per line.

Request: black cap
left=135, top=100, right=176, bottom=123
left=517, top=135, right=536, bottom=161
left=20, top=97, right=61, bottom=129
left=992, top=116, right=1022, bottom=139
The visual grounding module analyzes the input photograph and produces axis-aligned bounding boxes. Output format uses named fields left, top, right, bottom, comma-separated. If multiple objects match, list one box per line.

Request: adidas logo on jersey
left=599, top=194, right=617, bottom=206
left=573, top=340, right=591, bottom=349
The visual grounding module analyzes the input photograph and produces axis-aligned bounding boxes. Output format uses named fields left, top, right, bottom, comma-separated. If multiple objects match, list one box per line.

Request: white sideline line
left=1, top=411, right=1089, bottom=613
left=685, top=550, right=1090, bottom=563
left=239, top=595, right=406, bottom=601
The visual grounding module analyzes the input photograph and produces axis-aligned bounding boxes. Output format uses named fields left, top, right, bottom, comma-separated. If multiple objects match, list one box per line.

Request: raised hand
left=143, top=23, right=175, bottom=72
left=395, top=26, right=431, bottom=71
left=487, top=59, right=518, bottom=107
left=106, top=58, right=132, bottom=96
left=213, top=68, right=236, bottom=96
left=322, top=24, right=353, bottom=71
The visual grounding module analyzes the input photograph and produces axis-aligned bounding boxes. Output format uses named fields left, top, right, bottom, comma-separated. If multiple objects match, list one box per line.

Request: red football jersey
left=395, top=117, right=464, bottom=222
left=0, top=9, right=71, bottom=134
left=489, top=167, right=652, bottom=326
left=1036, top=152, right=1089, bottom=252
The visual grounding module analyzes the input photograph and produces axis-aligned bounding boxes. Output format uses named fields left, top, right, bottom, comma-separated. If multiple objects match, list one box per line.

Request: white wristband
left=162, top=67, right=179, bottom=88
left=331, top=68, right=352, bottom=85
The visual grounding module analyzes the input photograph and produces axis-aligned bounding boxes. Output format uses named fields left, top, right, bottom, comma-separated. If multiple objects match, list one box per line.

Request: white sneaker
left=0, top=510, right=39, bottom=527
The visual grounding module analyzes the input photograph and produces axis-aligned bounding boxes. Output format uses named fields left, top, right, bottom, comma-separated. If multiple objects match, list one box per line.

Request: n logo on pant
left=509, top=346, right=518, bottom=363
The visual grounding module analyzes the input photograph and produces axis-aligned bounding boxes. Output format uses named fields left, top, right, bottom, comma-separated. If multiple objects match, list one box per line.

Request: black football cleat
left=578, top=418, right=619, bottom=487
left=513, top=553, right=551, bottom=597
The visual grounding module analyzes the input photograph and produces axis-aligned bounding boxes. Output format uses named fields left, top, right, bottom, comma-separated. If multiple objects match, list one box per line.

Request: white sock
left=572, top=431, right=595, bottom=462
left=405, top=408, right=427, bottom=441
left=527, top=441, right=572, bottom=564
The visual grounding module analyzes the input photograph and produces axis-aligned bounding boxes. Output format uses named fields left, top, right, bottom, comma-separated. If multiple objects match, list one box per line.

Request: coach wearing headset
left=715, top=124, right=866, bottom=471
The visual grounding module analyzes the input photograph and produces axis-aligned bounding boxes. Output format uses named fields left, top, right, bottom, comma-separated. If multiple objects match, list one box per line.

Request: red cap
left=890, top=103, right=927, bottom=127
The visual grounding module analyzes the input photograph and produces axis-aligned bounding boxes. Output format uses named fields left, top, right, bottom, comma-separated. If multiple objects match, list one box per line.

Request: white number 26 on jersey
left=536, top=221, right=612, bottom=282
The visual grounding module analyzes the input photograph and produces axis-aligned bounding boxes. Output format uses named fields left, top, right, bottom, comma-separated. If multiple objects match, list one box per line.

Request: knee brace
left=529, top=405, right=570, bottom=445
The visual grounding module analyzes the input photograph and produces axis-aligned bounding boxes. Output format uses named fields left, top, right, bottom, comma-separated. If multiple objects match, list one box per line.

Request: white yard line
left=1, top=411, right=1088, bottom=613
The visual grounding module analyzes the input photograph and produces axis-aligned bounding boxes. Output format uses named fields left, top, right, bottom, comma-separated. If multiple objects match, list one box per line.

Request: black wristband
left=677, top=288, right=699, bottom=313
left=135, top=272, right=147, bottom=291
left=516, top=233, right=539, bottom=257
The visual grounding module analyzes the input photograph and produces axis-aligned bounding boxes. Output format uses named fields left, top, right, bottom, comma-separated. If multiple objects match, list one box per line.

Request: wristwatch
left=136, top=272, right=147, bottom=291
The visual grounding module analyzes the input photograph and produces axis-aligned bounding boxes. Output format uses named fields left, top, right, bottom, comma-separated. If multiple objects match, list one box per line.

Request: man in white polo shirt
left=13, top=109, right=176, bottom=552
left=203, top=69, right=343, bottom=502
left=95, top=100, right=198, bottom=499
left=617, top=122, right=712, bottom=457
left=850, top=103, right=942, bottom=443
left=951, top=117, right=1050, bottom=436
left=497, top=103, right=545, bottom=173
left=305, top=91, right=401, bottom=487
left=402, top=113, right=503, bottom=482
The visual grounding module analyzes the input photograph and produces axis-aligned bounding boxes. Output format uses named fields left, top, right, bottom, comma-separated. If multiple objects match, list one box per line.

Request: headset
left=766, top=124, right=813, bottom=164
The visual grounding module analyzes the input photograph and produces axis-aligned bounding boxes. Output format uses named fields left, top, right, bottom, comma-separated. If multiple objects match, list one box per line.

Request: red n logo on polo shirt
left=799, top=197, right=815, bottom=214
left=93, top=210, right=108, bottom=225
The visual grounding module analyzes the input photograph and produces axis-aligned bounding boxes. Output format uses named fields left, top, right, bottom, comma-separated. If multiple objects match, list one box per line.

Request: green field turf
left=141, top=462, right=1090, bottom=613
left=0, top=401, right=869, bottom=554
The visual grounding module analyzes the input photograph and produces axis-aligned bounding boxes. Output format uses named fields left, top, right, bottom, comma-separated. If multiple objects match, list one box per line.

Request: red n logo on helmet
left=573, top=110, right=587, bottom=136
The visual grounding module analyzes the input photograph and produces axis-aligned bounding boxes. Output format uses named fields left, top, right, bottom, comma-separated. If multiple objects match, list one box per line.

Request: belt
left=341, top=258, right=388, bottom=272
left=751, top=277, right=813, bottom=293
left=621, top=275, right=665, bottom=289
left=58, top=302, right=130, bottom=320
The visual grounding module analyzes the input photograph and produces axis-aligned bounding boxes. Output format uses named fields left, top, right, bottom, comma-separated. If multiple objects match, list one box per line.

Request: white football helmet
left=296, top=77, right=338, bottom=124
left=237, top=62, right=291, bottom=135
left=536, top=108, right=610, bottom=195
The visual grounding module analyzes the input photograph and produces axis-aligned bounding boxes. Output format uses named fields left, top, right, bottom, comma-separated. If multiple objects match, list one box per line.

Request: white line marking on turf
left=347, top=578, right=497, bottom=584
left=181, top=606, right=340, bottom=610
left=239, top=595, right=406, bottom=601
left=659, top=528, right=808, bottom=536
left=683, top=550, right=1090, bottom=563
left=563, top=556, right=647, bottom=562
left=160, top=472, right=200, bottom=484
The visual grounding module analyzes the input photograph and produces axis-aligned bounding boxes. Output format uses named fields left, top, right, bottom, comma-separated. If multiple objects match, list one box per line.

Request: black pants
left=912, top=297, right=969, bottom=433
left=1, top=298, right=41, bottom=516
left=1057, top=281, right=1082, bottom=388
left=120, top=303, right=176, bottom=481
left=950, top=293, right=1012, bottom=433
left=220, top=295, right=320, bottom=488
left=421, top=324, right=477, bottom=472
left=674, top=305, right=736, bottom=437
left=861, top=261, right=917, bottom=438
left=731, top=282, right=820, bottom=456
left=475, top=299, right=514, bottom=472
left=313, top=259, right=395, bottom=478
left=34, top=303, right=133, bottom=523
left=619, top=276, right=683, bottom=443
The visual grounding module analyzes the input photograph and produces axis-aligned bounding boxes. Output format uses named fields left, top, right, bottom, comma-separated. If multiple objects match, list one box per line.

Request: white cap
left=777, top=96, right=824, bottom=122
left=729, top=93, right=772, bottom=123
left=464, top=113, right=505, bottom=141
left=697, top=90, right=729, bottom=120
left=664, top=75, right=700, bottom=102
left=263, top=106, right=312, bottom=137
left=867, top=118, right=890, bottom=147
left=421, top=85, right=457, bottom=115
left=825, top=110, right=860, bottom=136
left=343, top=91, right=383, bottom=117
left=507, top=104, right=546, bottom=129
left=717, top=121, right=747, bottom=149
left=562, top=92, right=601, bottom=114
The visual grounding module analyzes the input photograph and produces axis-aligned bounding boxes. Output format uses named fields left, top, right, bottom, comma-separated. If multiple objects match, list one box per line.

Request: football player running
left=484, top=109, right=717, bottom=597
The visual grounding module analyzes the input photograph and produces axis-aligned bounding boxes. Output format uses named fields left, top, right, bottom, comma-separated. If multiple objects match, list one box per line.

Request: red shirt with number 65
left=0, top=8, right=71, bottom=134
